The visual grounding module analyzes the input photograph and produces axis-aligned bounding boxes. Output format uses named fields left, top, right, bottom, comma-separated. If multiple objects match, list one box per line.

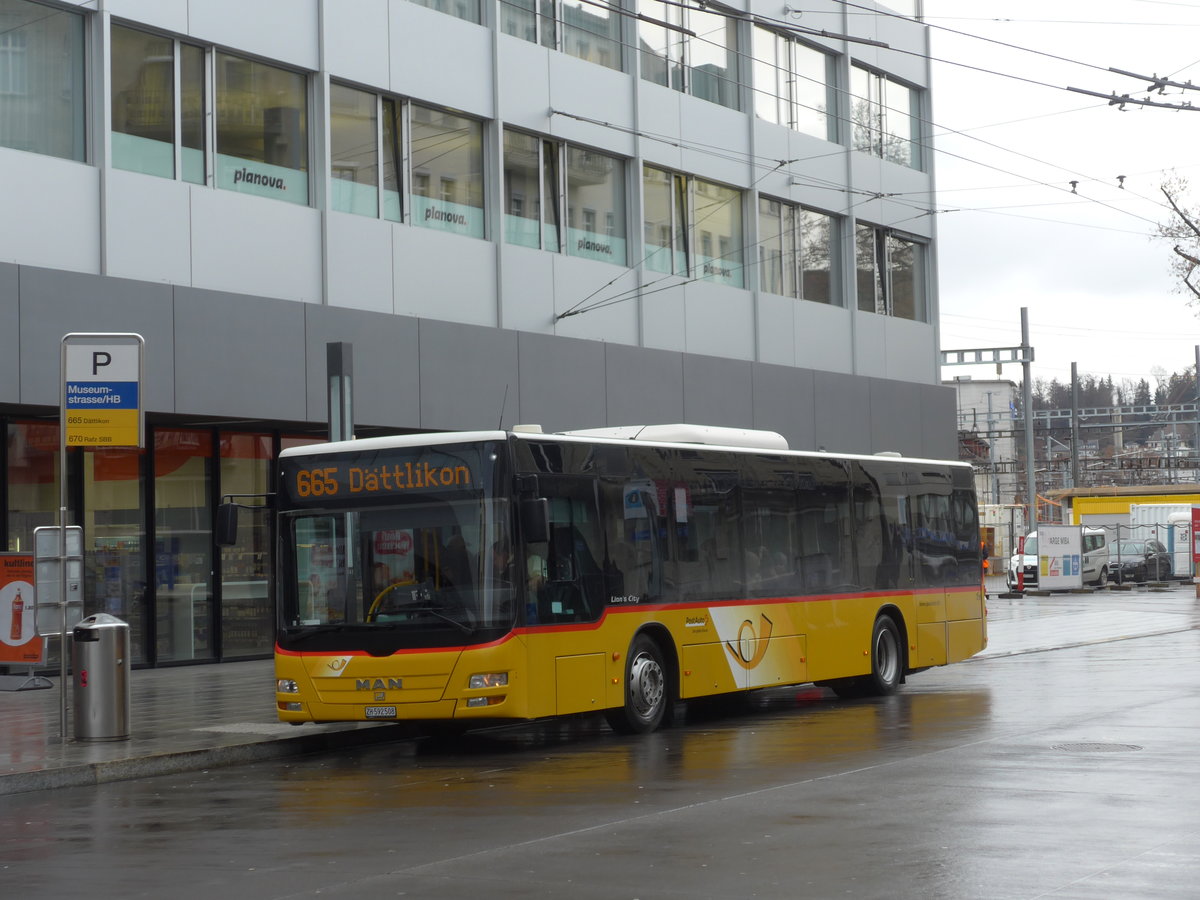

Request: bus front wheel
left=605, top=634, right=670, bottom=734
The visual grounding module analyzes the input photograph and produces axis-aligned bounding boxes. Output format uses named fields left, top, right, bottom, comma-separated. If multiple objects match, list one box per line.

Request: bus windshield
left=284, top=498, right=515, bottom=634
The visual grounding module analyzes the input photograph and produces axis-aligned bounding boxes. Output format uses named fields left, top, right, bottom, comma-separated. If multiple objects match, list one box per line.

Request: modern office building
left=1, top=0, right=949, bottom=668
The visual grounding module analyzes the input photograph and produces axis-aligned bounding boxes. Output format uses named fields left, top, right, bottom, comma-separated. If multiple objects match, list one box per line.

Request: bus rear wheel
left=828, top=614, right=903, bottom=699
left=605, top=634, right=670, bottom=734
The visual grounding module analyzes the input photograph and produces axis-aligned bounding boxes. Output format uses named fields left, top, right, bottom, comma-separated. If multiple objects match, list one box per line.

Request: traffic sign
left=62, top=334, right=144, bottom=448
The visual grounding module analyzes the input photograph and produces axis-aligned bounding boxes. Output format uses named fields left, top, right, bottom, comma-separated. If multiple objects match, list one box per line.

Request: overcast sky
left=923, top=0, right=1200, bottom=391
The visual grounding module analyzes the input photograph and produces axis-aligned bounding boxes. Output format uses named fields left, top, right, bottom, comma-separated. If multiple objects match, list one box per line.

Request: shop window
left=639, top=0, right=740, bottom=110
left=758, top=197, right=837, bottom=304
left=154, top=429, right=214, bottom=663
left=219, top=434, right=272, bottom=658
left=856, top=223, right=926, bottom=321
left=330, top=83, right=379, bottom=216
left=0, top=0, right=85, bottom=161
left=85, top=447, right=148, bottom=665
left=644, top=166, right=743, bottom=287
left=215, top=52, right=308, bottom=204
left=5, top=421, right=59, bottom=553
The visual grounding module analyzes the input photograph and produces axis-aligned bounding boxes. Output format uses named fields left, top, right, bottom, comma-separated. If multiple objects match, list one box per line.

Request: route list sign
left=63, top=334, right=144, bottom=448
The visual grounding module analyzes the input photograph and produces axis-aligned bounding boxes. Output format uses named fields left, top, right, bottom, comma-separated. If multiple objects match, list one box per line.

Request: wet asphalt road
left=2, top=585, right=1198, bottom=899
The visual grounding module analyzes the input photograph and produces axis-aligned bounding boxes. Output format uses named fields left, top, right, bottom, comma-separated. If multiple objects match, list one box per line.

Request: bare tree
left=1156, top=174, right=1200, bottom=305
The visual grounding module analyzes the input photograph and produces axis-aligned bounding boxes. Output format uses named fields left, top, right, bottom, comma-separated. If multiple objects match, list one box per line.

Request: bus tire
left=863, top=614, right=903, bottom=696
left=605, top=633, right=670, bottom=734
left=828, top=614, right=903, bottom=699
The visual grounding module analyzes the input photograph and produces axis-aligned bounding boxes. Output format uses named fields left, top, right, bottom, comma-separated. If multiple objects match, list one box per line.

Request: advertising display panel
left=1037, top=524, right=1083, bottom=590
left=0, top=554, right=43, bottom=664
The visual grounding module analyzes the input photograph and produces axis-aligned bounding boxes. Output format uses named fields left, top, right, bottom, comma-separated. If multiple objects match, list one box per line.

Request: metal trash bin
left=72, top=614, right=131, bottom=741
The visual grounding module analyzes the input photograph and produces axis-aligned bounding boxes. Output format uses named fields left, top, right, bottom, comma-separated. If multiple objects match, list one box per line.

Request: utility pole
left=1021, top=309, right=1037, bottom=528
left=1070, top=362, right=1080, bottom=489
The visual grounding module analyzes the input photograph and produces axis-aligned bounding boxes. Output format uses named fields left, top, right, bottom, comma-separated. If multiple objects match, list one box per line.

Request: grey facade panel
left=18, top=266, right=175, bottom=411
left=604, top=343, right=685, bottom=427
left=418, top=319, right=519, bottom=431
left=813, top=371, right=871, bottom=454
left=682, top=354, right=754, bottom=429
left=869, top=377, right=923, bottom=457
left=0, top=264, right=18, bottom=405
left=517, top=332, right=606, bottom=432
left=303, top=305, right=421, bottom=430
left=172, top=287, right=307, bottom=420
left=921, top=383, right=957, bottom=460
left=752, top=362, right=816, bottom=451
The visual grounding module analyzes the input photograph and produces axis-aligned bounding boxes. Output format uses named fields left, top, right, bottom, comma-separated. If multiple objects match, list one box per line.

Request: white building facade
left=1, top=0, right=951, bottom=666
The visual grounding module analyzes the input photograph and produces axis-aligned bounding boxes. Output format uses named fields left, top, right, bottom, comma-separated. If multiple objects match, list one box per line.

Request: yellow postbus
left=256, top=425, right=986, bottom=734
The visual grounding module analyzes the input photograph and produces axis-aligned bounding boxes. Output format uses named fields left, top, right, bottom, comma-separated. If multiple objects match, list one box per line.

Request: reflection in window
left=219, top=434, right=273, bottom=658
left=111, top=26, right=175, bottom=178
left=504, top=129, right=552, bottom=249
left=566, top=147, right=625, bottom=264
left=856, top=223, right=925, bottom=321
left=851, top=64, right=921, bottom=169
left=643, top=166, right=742, bottom=285
left=643, top=166, right=688, bottom=276
left=405, top=0, right=481, bottom=24
left=85, top=447, right=149, bottom=664
left=180, top=44, right=206, bottom=184
left=758, top=198, right=836, bottom=304
left=752, top=27, right=834, bottom=141
left=154, top=430, right=214, bottom=663
left=639, top=0, right=739, bottom=110
left=330, top=83, right=379, bottom=217
left=410, top=104, right=485, bottom=238
left=215, top=53, right=309, bottom=204
left=0, top=0, right=85, bottom=161
left=501, top=0, right=620, bottom=70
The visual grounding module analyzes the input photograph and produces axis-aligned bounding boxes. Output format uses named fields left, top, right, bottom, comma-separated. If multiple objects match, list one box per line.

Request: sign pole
left=58, top=333, right=145, bottom=742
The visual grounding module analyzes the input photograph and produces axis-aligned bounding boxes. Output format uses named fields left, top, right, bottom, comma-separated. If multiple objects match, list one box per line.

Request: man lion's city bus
left=248, top=424, right=986, bottom=734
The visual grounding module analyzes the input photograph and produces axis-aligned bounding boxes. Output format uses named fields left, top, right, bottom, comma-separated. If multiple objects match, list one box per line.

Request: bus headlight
left=469, top=673, right=508, bottom=689
left=277, top=679, right=300, bottom=694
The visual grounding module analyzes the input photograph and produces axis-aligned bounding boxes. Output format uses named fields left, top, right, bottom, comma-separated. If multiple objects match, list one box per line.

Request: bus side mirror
left=520, top=498, right=550, bottom=544
left=216, top=502, right=239, bottom=547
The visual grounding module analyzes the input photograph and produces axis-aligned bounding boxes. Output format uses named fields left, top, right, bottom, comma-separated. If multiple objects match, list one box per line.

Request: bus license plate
left=365, top=706, right=397, bottom=719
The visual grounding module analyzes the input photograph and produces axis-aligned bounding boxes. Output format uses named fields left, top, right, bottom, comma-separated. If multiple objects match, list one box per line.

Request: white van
left=1006, top=527, right=1110, bottom=590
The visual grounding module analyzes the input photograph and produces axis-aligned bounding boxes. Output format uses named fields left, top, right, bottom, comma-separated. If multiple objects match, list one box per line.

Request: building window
left=758, top=198, right=837, bottom=304
left=215, top=53, right=309, bottom=205
left=567, top=147, right=625, bottom=262
left=850, top=64, right=921, bottom=169
left=505, top=131, right=627, bottom=263
left=639, top=0, right=740, bottom=110
left=111, top=26, right=175, bottom=179
left=643, top=166, right=743, bottom=287
left=0, top=0, right=84, bottom=161
left=855, top=224, right=925, bottom=321
left=752, top=27, right=835, bottom=141
left=405, top=0, right=481, bottom=25
left=500, top=0, right=621, bottom=71
left=111, top=26, right=207, bottom=184
left=504, top=129, right=559, bottom=250
left=330, top=83, right=379, bottom=216
left=410, top=104, right=484, bottom=238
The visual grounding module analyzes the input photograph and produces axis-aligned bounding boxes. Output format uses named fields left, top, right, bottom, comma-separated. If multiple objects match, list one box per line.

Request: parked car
left=1005, top=527, right=1110, bottom=590
left=1108, top=539, right=1173, bottom=583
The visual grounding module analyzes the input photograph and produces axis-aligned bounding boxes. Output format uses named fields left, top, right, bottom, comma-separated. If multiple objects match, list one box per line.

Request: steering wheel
left=366, top=580, right=416, bottom=622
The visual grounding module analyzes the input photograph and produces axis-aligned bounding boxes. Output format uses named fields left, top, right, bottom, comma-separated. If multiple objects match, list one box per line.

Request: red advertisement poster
left=0, top=554, right=43, bottom=664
